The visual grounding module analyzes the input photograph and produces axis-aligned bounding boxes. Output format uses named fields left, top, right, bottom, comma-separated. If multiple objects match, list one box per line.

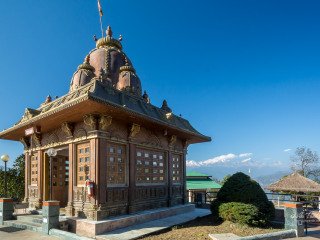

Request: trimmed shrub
left=211, top=172, right=275, bottom=226
left=219, top=202, right=259, bottom=226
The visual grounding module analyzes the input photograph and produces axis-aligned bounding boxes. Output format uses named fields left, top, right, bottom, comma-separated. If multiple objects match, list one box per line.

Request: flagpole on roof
left=97, top=0, right=104, bottom=37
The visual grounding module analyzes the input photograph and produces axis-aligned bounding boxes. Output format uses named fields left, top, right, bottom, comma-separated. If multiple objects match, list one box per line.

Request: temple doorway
left=44, top=146, right=69, bottom=208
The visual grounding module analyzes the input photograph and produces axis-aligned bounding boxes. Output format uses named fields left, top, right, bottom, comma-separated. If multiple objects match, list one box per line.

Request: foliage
left=211, top=172, right=275, bottom=226
left=220, top=174, right=231, bottom=186
left=291, top=147, right=320, bottom=181
left=0, top=154, right=25, bottom=201
left=219, top=202, right=260, bottom=226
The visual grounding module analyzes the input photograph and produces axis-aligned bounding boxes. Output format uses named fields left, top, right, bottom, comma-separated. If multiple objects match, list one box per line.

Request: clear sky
left=0, top=0, right=319, bottom=176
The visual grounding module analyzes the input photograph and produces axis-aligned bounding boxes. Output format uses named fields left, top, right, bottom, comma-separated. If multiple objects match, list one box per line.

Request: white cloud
left=284, top=149, right=292, bottom=152
left=186, top=160, right=201, bottom=167
left=241, top=158, right=252, bottom=163
left=201, top=153, right=237, bottom=165
left=239, top=153, right=253, bottom=158
left=186, top=152, right=254, bottom=167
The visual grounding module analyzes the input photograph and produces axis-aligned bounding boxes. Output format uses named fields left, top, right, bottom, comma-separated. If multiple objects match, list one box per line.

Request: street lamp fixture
left=46, top=148, right=57, bottom=201
left=1, top=154, right=10, bottom=198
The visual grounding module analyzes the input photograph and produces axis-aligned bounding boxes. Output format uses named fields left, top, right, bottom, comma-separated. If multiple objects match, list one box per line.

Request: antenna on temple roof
left=97, top=0, right=104, bottom=37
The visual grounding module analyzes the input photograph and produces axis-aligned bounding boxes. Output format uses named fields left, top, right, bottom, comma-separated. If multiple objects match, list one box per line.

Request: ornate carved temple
left=0, top=26, right=210, bottom=220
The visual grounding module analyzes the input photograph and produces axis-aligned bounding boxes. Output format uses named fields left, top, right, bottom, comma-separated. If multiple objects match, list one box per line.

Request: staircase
left=4, top=215, right=43, bottom=232
left=4, top=214, right=69, bottom=232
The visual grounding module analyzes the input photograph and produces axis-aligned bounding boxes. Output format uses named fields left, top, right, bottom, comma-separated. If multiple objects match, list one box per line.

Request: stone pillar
left=167, top=150, right=173, bottom=207
left=284, top=202, right=304, bottom=237
left=66, top=143, right=75, bottom=217
left=42, top=201, right=60, bottom=234
left=0, top=198, right=14, bottom=225
left=128, top=142, right=136, bottom=213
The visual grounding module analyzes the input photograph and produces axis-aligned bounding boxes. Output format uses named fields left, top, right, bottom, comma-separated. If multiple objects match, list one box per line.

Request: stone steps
left=4, top=220, right=42, bottom=232
left=17, top=214, right=43, bottom=224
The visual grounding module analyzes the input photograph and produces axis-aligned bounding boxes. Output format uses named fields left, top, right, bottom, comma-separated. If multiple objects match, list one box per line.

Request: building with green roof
left=186, top=171, right=221, bottom=205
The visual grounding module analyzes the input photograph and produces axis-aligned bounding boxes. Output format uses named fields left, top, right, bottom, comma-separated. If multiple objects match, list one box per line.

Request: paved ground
left=0, top=226, right=60, bottom=240
left=96, top=208, right=211, bottom=240
left=287, top=226, right=320, bottom=239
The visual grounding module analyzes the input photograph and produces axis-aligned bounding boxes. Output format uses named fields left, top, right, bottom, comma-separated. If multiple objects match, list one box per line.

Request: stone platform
left=68, top=204, right=197, bottom=238
left=96, top=208, right=211, bottom=240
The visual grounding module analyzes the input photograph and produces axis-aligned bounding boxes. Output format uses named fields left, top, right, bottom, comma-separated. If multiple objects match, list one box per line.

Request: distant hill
left=254, top=171, right=290, bottom=187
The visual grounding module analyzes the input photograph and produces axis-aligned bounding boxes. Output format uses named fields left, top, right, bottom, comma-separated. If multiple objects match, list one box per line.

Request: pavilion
left=0, top=25, right=210, bottom=221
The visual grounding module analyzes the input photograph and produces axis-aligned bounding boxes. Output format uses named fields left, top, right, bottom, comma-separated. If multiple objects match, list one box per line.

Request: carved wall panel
left=134, top=127, right=163, bottom=148
left=106, top=188, right=128, bottom=205
left=133, top=186, right=167, bottom=202
left=108, top=121, right=128, bottom=141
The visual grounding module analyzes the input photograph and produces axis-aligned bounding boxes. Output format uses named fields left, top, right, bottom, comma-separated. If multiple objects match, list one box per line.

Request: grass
left=138, top=214, right=283, bottom=240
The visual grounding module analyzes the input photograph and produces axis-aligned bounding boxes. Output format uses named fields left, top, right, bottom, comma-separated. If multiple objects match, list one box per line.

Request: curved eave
left=0, top=81, right=211, bottom=144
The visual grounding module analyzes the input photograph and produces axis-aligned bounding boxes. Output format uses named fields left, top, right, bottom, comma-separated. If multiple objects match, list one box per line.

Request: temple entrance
left=44, top=146, right=69, bottom=208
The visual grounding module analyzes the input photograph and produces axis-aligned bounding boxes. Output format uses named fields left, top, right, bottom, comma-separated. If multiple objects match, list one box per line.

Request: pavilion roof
left=267, top=172, right=320, bottom=193
left=0, top=80, right=210, bottom=143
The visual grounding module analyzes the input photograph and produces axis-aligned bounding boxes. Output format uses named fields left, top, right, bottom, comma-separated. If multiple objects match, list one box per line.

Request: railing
left=187, top=190, right=217, bottom=207
left=266, top=192, right=320, bottom=210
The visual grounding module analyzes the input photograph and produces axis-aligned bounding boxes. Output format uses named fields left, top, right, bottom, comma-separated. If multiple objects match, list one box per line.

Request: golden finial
left=106, top=26, right=113, bottom=37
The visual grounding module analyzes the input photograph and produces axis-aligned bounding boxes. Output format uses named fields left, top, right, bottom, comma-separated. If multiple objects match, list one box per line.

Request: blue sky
left=0, top=1, right=320, bottom=177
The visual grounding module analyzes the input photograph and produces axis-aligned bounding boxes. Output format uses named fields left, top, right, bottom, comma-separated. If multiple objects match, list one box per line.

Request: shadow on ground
left=0, top=226, right=24, bottom=233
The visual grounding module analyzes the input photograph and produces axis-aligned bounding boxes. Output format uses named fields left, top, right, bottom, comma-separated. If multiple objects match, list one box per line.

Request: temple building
left=0, top=26, right=210, bottom=221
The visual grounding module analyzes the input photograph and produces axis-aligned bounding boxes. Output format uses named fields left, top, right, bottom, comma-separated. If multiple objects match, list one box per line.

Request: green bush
left=211, top=172, right=275, bottom=226
left=219, top=202, right=259, bottom=226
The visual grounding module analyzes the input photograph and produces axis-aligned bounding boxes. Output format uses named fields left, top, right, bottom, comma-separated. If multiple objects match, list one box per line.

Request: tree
left=291, top=147, right=320, bottom=181
left=220, top=174, right=231, bottom=185
left=211, top=172, right=275, bottom=226
left=0, top=154, right=25, bottom=201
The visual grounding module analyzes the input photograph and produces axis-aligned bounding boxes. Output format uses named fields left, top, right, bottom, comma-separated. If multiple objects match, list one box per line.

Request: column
left=167, top=150, right=173, bottom=207
left=284, top=202, right=304, bottom=237
left=37, top=150, right=44, bottom=206
left=128, top=142, right=136, bottom=213
left=98, top=138, right=107, bottom=205
left=66, top=143, right=75, bottom=217
left=43, top=153, right=49, bottom=201
left=23, top=152, right=31, bottom=203
left=182, top=150, right=187, bottom=204
left=42, top=201, right=60, bottom=235
left=0, top=198, right=14, bottom=225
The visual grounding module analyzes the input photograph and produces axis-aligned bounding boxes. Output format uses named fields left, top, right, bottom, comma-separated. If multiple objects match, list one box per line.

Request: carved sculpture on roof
left=142, top=91, right=150, bottom=104
left=99, top=115, right=112, bottom=131
left=161, top=100, right=172, bottom=113
left=20, top=108, right=41, bottom=123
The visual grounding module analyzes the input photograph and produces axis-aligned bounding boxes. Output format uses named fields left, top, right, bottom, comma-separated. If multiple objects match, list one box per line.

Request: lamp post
left=46, top=148, right=57, bottom=201
left=1, top=154, right=10, bottom=198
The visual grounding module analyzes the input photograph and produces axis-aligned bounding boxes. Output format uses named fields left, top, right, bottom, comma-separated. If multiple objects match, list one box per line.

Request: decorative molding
left=20, top=137, right=30, bottom=149
left=99, top=115, right=112, bottom=131
left=61, top=122, right=74, bottom=137
left=129, top=123, right=140, bottom=138
left=83, top=114, right=97, bottom=131
left=32, top=134, right=42, bottom=147
left=183, top=139, right=190, bottom=149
